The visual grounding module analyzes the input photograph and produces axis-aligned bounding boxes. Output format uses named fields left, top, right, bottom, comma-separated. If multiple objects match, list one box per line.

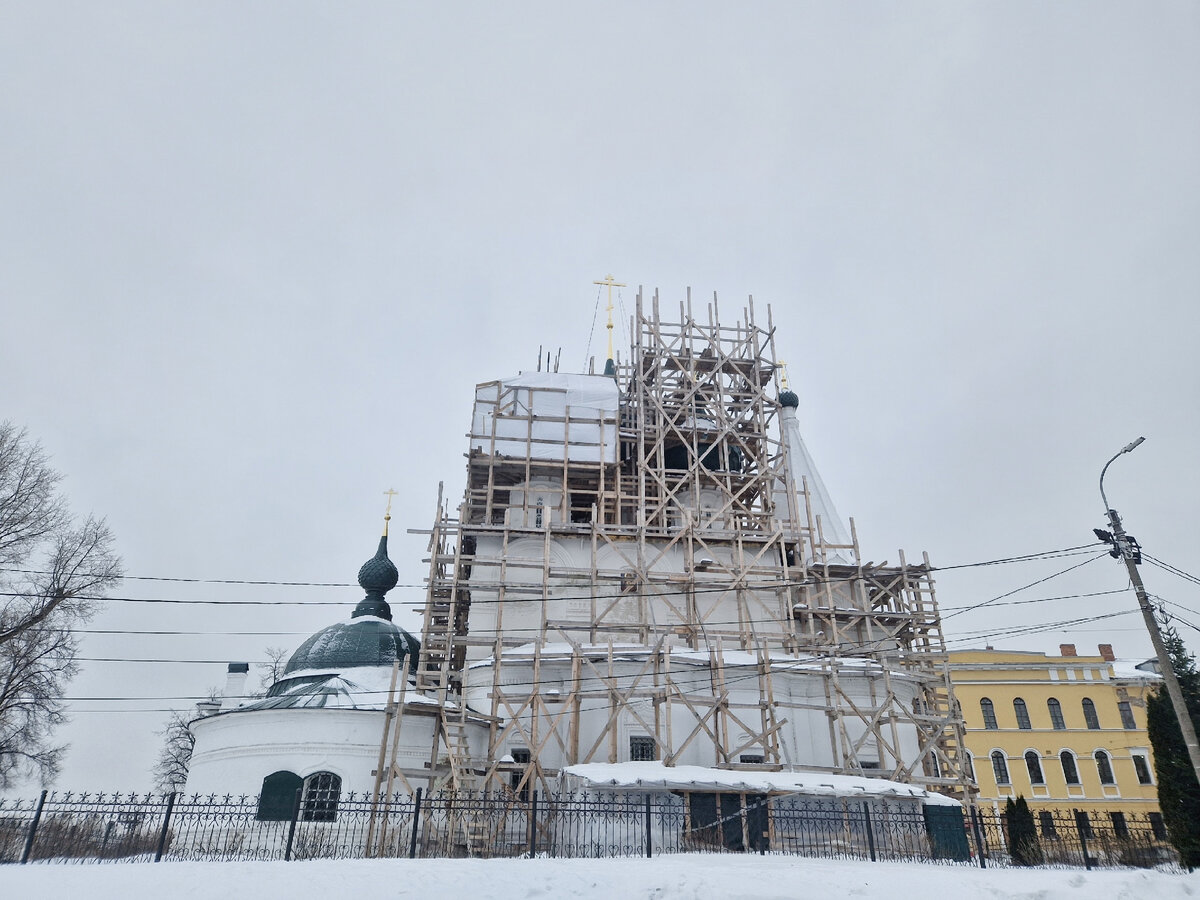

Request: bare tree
left=256, top=646, right=290, bottom=694
left=153, top=711, right=196, bottom=793
left=0, top=422, right=122, bottom=787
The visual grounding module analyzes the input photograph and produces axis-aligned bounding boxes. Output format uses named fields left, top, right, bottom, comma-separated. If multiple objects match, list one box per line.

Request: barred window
left=1110, top=811, right=1129, bottom=839
left=510, top=748, right=532, bottom=799
left=302, top=771, right=341, bottom=822
left=981, top=698, right=998, bottom=730
left=1132, top=753, right=1153, bottom=785
left=991, top=751, right=1010, bottom=785
left=1013, top=698, right=1031, bottom=730
left=1060, top=750, right=1080, bottom=785
left=1149, top=812, right=1167, bottom=840
left=1025, top=751, right=1044, bottom=785
left=630, top=735, right=657, bottom=761
left=1075, top=809, right=1094, bottom=839
left=1118, top=701, right=1137, bottom=730
left=1082, top=698, right=1100, bottom=730
left=1047, top=698, right=1065, bottom=730
left=1038, top=810, right=1058, bottom=839
left=1095, top=750, right=1115, bottom=785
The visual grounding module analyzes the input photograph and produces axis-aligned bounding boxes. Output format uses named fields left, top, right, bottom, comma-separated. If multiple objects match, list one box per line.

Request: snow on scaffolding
left=470, top=372, right=619, bottom=463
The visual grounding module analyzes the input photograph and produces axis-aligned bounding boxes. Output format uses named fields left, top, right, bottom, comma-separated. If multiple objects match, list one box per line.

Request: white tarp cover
left=559, top=761, right=961, bottom=806
left=471, top=372, right=619, bottom=464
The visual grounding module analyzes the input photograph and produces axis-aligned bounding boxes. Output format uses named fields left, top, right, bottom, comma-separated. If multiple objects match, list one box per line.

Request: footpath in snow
left=0, top=854, right=1194, bottom=900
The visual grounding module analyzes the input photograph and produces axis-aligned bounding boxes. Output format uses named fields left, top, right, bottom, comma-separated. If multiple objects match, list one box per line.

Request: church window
left=980, top=698, right=997, bottom=730
left=630, top=736, right=657, bottom=761
left=1047, top=698, right=1065, bottom=730
left=991, top=751, right=1009, bottom=785
left=1118, top=701, right=1137, bottom=730
left=1133, top=753, right=1153, bottom=785
left=1024, top=751, right=1044, bottom=785
left=510, top=748, right=532, bottom=800
left=1094, top=750, right=1115, bottom=785
left=1013, top=698, right=1031, bottom=730
left=535, top=498, right=544, bottom=528
left=1060, top=750, right=1080, bottom=785
left=256, top=770, right=302, bottom=821
left=302, top=771, right=341, bottom=821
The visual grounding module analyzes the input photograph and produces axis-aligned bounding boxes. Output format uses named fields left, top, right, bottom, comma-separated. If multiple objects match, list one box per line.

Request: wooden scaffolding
left=412, top=287, right=972, bottom=800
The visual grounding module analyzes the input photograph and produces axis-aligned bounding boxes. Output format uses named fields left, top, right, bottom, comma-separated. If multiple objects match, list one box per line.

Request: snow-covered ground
left=0, top=854, right=1193, bottom=899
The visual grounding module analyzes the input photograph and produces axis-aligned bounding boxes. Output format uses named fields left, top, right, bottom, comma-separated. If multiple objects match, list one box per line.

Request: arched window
left=1060, top=750, right=1080, bottom=785
left=963, top=751, right=975, bottom=780
left=1082, top=698, right=1100, bottom=730
left=980, top=698, right=998, bottom=730
left=1095, top=750, right=1115, bottom=785
left=535, top=497, right=544, bottom=528
left=1025, top=751, right=1044, bottom=785
left=302, top=771, right=341, bottom=821
left=1013, top=698, right=1031, bottom=730
left=991, top=750, right=1010, bottom=785
left=1047, top=698, right=1065, bottom=730
left=256, top=770, right=302, bottom=821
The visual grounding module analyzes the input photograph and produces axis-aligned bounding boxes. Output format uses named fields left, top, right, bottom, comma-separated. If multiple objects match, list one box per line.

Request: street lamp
left=1097, top=437, right=1200, bottom=787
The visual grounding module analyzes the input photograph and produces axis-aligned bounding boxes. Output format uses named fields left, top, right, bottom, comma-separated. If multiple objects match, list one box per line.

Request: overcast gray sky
left=2, top=2, right=1197, bottom=792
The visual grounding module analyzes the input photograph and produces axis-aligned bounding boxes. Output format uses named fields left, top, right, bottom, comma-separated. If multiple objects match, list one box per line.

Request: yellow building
left=948, top=643, right=1165, bottom=840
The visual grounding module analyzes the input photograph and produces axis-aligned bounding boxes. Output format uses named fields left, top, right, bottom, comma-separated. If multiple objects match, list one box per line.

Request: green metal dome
left=278, top=618, right=419, bottom=680
left=274, top=529, right=419, bottom=687
left=779, top=389, right=799, bottom=409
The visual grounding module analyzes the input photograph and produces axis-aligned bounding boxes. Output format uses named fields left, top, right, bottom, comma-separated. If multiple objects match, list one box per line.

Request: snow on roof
left=1110, top=658, right=1161, bottom=681
left=560, top=762, right=961, bottom=806
left=232, top=666, right=443, bottom=712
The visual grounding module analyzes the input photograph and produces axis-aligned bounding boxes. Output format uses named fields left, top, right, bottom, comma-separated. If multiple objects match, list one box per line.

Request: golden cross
left=383, top=488, right=398, bottom=534
left=593, top=274, right=626, bottom=361
left=779, top=360, right=790, bottom=390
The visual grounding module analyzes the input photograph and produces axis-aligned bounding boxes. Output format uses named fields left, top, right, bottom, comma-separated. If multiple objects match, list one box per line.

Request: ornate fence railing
left=0, top=789, right=1178, bottom=870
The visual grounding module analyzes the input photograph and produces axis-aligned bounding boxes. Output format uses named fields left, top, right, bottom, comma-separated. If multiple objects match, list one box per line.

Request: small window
left=1025, top=751, right=1045, bottom=785
left=963, top=752, right=975, bottom=780
left=1075, top=809, right=1094, bottom=839
left=739, top=754, right=764, bottom=764
left=991, top=751, right=1010, bottom=785
left=1047, top=698, right=1065, bottom=730
left=1110, top=811, right=1129, bottom=839
left=1082, top=698, right=1100, bottom=730
left=1095, top=750, right=1115, bottom=785
left=981, top=698, right=998, bottom=730
left=510, top=748, right=531, bottom=798
left=1133, top=754, right=1153, bottom=785
left=1014, top=698, right=1031, bottom=730
left=1038, top=810, right=1058, bottom=839
left=1118, top=701, right=1137, bottom=730
left=1149, top=812, right=1167, bottom=840
left=302, top=771, right=341, bottom=822
left=534, top=497, right=544, bottom=528
left=630, top=736, right=657, bottom=761
left=1060, top=750, right=1080, bottom=785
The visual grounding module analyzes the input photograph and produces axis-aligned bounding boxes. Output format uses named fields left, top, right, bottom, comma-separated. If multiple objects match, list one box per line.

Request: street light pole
left=1099, top=437, right=1200, bottom=787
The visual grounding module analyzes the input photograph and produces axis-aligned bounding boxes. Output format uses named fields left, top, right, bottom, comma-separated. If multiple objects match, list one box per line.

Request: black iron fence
left=0, top=789, right=1179, bottom=870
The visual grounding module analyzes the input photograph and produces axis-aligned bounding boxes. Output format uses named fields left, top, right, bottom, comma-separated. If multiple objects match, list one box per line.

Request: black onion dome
left=353, top=534, right=399, bottom=620
left=779, top=389, right=799, bottom=409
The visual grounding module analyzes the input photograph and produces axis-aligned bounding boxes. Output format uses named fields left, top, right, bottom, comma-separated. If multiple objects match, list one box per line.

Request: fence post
left=645, top=794, right=653, bottom=859
left=19, top=790, right=48, bottom=864
left=153, top=792, right=178, bottom=862
left=284, top=788, right=302, bottom=861
left=408, top=788, right=423, bottom=860
left=527, top=791, right=538, bottom=857
left=970, top=807, right=987, bottom=869
left=862, top=802, right=877, bottom=862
